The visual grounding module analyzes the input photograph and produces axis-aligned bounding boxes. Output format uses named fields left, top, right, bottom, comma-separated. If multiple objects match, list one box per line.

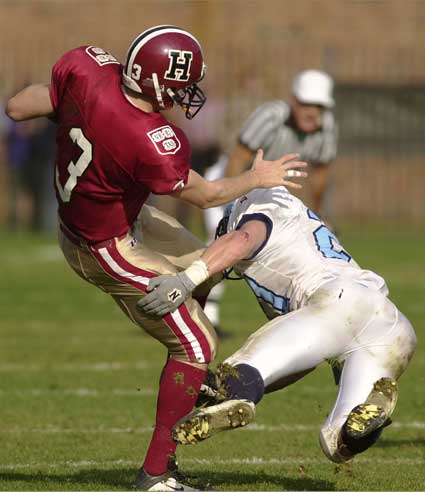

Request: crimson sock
left=143, top=358, right=206, bottom=476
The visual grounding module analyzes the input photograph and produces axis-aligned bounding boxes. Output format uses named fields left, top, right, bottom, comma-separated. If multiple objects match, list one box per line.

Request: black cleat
left=195, top=369, right=220, bottom=408
left=340, top=377, right=398, bottom=457
left=343, top=377, right=397, bottom=440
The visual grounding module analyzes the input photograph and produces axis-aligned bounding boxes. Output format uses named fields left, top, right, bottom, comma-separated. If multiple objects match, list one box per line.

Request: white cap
left=292, top=69, right=335, bottom=108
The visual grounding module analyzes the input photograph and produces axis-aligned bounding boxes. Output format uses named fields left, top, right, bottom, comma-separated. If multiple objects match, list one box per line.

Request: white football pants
left=225, top=278, right=416, bottom=460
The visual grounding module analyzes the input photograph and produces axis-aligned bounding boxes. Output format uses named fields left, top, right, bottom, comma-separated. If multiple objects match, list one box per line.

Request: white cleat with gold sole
left=173, top=399, right=256, bottom=445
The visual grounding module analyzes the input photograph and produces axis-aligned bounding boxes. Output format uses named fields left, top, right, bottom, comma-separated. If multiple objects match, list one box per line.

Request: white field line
left=0, top=385, right=336, bottom=397
left=0, top=361, right=147, bottom=372
left=0, top=388, right=155, bottom=397
left=248, top=421, right=425, bottom=431
left=0, top=456, right=424, bottom=471
left=0, top=421, right=424, bottom=434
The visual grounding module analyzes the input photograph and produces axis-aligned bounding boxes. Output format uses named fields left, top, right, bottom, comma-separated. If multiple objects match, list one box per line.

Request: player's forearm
left=171, top=233, right=249, bottom=296
left=200, top=231, right=253, bottom=276
left=200, top=171, right=258, bottom=209
left=6, top=84, right=54, bottom=121
left=138, top=222, right=265, bottom=317
left=177, top=153, right=307, bottom=209
left=182, top=227, right=263, bottom=291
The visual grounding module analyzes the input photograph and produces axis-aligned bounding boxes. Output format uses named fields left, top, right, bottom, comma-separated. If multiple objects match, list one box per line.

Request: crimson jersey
left=50, top=46, right=191, bottom=243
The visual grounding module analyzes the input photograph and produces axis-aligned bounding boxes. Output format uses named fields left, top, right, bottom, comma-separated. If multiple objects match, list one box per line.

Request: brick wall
left=1, top=0, right=424, bottom=224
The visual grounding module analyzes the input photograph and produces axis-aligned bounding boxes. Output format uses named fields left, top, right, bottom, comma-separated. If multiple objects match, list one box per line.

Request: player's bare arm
left=225, top=142, right=255, bottom=177
left=174, top=150, right=307, bottom=209
left=6, top=84, right=54, bottom=121
left=138, top=220, right=267, bottom=317
left=200, top=220, right=266, bottom=275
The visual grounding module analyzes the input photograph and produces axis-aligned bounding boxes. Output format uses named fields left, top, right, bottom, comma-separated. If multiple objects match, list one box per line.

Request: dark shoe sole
left=344, top=377, right=398, bottom=440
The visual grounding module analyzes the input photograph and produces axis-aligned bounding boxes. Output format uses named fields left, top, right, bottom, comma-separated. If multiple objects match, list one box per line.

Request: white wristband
left=184, top=259, right=210, bottom=287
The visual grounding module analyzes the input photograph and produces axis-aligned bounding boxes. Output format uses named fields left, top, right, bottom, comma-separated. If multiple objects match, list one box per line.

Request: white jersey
left=226, top=187, right=388, bottom=319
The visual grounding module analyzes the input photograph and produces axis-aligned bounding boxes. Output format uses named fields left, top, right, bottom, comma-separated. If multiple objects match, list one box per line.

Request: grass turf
left=0, top=224, right=424, bottom=490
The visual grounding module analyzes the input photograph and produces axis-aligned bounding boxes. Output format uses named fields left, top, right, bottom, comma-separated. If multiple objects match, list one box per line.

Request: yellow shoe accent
left=345, top=377, right=398, bottom=440
left=172, top=399, right=255, bottom=445
left=345, top=403, right=387, bottom=438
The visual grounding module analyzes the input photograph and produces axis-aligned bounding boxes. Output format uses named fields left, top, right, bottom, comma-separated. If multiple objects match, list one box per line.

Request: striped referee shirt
left=239, top=101, right=338, bottom=166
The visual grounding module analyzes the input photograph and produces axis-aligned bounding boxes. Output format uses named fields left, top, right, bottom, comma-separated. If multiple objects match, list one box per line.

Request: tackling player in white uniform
left=139, top=186, right=416, bottom=463
left=200, top=69, right=338, bottom=334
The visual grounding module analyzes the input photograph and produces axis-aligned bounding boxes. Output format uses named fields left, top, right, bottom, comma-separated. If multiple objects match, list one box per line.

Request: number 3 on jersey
left=307, top=209, right=351, bottom=262
left=56, top=128, right=92, bottom=203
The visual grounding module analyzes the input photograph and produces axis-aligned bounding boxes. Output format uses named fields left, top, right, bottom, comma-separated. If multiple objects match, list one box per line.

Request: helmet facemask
left=167, top=83, right=207, bottom=119
left=215, top=203, right=234, bottom=239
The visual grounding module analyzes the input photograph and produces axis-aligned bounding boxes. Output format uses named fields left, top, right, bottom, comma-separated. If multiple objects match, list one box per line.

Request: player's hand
left=250, top=149, right=308, bottom=190
left=137, top=272, right=196, bottom=317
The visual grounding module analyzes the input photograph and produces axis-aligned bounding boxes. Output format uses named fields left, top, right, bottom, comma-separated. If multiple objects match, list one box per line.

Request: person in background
left=25, top=118, right=57, bottom=231
left=4, top=110, right=56, bottom=232
left=225, top=69, right=337, bottom=222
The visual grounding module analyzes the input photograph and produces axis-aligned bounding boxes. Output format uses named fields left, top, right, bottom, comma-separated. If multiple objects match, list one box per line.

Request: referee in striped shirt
left=226, top=69, right=338, bottom=223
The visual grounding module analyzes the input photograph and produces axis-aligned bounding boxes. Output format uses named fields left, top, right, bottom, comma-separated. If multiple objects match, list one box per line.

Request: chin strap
left=152, top=73, right=165, bottom=109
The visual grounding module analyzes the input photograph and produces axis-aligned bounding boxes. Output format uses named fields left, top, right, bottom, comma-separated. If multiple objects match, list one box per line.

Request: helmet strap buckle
left=152, top=73, right=165, bottom=109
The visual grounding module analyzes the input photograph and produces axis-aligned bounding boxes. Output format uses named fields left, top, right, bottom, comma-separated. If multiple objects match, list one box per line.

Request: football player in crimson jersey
left=6, top=25, right=308, bottom=491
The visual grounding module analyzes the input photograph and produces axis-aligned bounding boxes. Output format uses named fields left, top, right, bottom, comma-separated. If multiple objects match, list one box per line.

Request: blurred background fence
left=0, top=0, right=424, bottom=228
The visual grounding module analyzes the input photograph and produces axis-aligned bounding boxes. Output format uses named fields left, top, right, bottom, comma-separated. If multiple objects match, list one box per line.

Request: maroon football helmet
left=122, top=25, right=207, bottom=119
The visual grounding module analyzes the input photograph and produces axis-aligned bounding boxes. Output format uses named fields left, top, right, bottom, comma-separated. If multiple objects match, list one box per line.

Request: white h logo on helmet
left=165, top=50, right=193, bottom=81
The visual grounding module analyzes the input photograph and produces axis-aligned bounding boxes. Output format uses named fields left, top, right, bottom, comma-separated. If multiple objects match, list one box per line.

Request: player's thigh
left=111, top=234, right=217, bottom=362
left=137, top=205, right=221, bottom=295
left=225, top=307, right=345, bottom=387
left=137, top=205, right=206, bottom=270
left=307, top=279, right=416, bottom=366
left=114, top=293, right=217, bottom=363
left=322, top=306, right=416, bottom=431
left=224, top=280, right=383, bottom=387
left=348, top=292, right=416, bottom=379
left=61, top=231, right=217, bottom=363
